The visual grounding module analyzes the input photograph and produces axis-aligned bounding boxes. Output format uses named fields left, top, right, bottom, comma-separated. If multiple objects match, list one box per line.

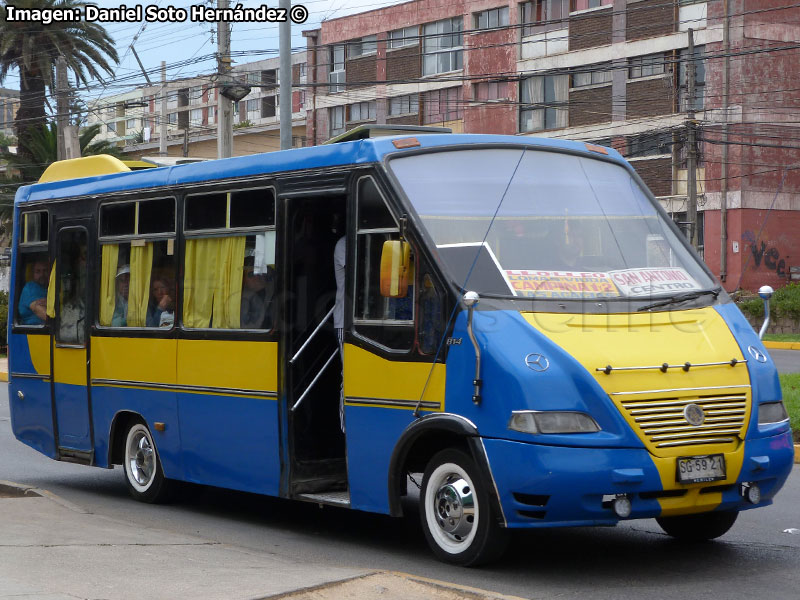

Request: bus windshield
left=389, top=148, right=716, bottom=301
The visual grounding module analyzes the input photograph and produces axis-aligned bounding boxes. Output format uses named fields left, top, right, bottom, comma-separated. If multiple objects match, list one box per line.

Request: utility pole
left=56, top=56, right=69, bottom=161
left=56, top=56, right=79, bottom=160
left=686, top=29, right=699, bottom=250
left=279, top=0, right=291, bottom=150
left=217, top=0, right=233, bottom=158
left=160, top=61, right=168, bottom=156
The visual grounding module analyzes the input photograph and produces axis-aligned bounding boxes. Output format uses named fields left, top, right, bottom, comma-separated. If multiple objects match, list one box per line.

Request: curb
left=764, top=341, right=800, bottom=351
left=0, top=480, right=89, bottom=513
left=796, top=445, right=800, bottom=464
left=0, top=370, right=7, bottom=382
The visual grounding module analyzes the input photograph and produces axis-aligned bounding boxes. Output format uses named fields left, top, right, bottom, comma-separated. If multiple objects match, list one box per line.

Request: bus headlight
left=758, top=401, right=789, bottom=424
left=508, top=411, right=601, bottom=435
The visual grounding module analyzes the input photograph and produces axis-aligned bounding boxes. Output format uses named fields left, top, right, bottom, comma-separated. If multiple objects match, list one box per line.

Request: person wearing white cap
left=112, top=264, right=130, bottom=327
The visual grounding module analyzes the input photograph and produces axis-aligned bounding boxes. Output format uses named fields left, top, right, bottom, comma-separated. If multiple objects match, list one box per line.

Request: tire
left=419, top=448, right=508, bottom=566
left=656, top=510, right=739, bottom=541
left=123, top=421, right=172, bottom=503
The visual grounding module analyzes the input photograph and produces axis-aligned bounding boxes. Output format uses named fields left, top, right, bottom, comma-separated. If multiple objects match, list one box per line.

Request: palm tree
left=0, top=0, right=118, bottom=178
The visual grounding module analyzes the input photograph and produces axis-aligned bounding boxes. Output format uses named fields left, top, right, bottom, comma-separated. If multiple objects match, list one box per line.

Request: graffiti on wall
left=742, top=230, right=787, bottom=278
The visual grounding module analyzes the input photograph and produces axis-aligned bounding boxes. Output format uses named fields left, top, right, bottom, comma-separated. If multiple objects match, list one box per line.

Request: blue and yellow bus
left=8, top=133, right=794, bottom=566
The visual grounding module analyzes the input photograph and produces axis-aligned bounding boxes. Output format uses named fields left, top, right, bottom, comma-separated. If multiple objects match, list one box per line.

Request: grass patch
left=764, top=333, right=800, bottom=343
left=780, top=373, right=800, bottom=442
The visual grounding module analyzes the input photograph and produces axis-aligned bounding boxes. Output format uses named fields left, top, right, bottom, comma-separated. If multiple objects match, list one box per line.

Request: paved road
left=2, top=387, right=798, bottom=600
left=771, top=348, right=800, bottom=374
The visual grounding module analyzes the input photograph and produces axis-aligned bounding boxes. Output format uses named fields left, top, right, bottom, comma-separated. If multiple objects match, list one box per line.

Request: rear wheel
left=656, top=510, right=739, bottom=541
left=123, top=421, right=172, bottom=503
left=419, top=449, right=508, bottom=566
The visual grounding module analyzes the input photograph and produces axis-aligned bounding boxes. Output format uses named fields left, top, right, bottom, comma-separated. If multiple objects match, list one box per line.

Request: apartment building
left=0, top=88, right=19, bottom=139
left=85, top=52, right=308, bottom=158
left=303, top=0, right=800, bottom=292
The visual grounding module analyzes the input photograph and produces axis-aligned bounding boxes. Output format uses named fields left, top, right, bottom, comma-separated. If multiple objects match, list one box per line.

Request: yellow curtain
left=99, top=244, right=119, bottom=326
left=184, top=238, right=217, bottom=328
left=46, top=259, right=56, bottom=318
left=128, top=243, right=153, bottom=327
left=213, top=236, right=246, bottom=329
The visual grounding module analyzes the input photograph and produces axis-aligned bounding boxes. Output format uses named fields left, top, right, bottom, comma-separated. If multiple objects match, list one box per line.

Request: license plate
left=676, top=454, right=726, bottom=483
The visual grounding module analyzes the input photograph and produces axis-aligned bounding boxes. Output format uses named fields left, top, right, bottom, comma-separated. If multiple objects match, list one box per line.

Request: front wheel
left=656, top=510, right=739, bottom=541
left=123, top=421, right=172, bottom=503
left=419, top=448, right=508, bottom=566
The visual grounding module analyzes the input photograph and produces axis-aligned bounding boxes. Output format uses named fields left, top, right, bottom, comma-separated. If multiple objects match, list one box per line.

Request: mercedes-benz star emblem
left=525, top=353, right=550, bottom=372
left=747, top=345, right=767, bottom=363
left=683, top=403, right=706, bottom=426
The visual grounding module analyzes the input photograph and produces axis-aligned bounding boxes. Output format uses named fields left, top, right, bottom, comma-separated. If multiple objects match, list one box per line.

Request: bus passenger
left=18, top=258, right=50, bottom=325
left=112, top=265, right=130, bottom=327
left=147, top=277, right=175, bottom=328
left=59, top=293, right=85, bottom=344
left=240, top=259, right=274, bottom=329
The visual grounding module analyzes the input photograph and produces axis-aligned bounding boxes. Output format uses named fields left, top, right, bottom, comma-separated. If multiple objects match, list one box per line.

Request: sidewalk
left=0, top=481, right=523, bottom=600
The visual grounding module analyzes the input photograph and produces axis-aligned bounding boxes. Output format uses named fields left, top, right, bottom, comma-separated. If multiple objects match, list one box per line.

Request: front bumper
left=483, top=430, right=795, bottom=528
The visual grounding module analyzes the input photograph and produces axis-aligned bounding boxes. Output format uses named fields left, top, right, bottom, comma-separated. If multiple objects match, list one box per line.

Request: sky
left=1, top=0, right=409, bottom=103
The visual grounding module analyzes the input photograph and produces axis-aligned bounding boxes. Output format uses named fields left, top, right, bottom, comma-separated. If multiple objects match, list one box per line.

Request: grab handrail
left=290, top=306, right=334, bottom=365
left=291, top=349, right=339, bottom=412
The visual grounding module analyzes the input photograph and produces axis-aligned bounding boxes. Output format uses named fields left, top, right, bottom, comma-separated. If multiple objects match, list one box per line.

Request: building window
left=475, top=6, right=509, bottom=30
left=246, top=98, right=260, bottom=121
left=349, top=35, right=377, bottom=58
left=207, top=105, right=216, bottom=124
left=628, top=53, right=666, bottom=79
left=389, top=94, right=419, bottom=115
left=670, top=211, right=704, bottom=248
left=189, top=109, right=202, bottom=126
left=330, top=105, right=345, bottom=137
left=329, top=44, right=345, bottom=93
left=168, top=112, right=178, bottom=125
left=572, top=63, right=613, bottom=87
left=389, top=26, right=418, bottom=49
left=423, top=18, right=463, bottom=75
left=126, top=118, right=138, bottom=130
left=167, top=91, right=179, bottom=109
left=571, top=0, right=612, bottom=10
left=349, top=101, right=376, bottom=122
left=423, top=87, right=462, bottom=123
left=627, top=132, right=672, bottom=158
left=520, top=75, right=568, bottom=132
left=189, top=86, right=203, bottom=106
left=473, top=81, right=510, bottom=101
left=107, top=121, right=117, bottom=133
left=297, top=63, right=306, bottom=78
left=298, top=90, right=306, bottom=108
left=679, top=45, right=706, bottom=111
left=261, top=96, right=276, bottom=118
left=521, top=0, right=564, bottom=36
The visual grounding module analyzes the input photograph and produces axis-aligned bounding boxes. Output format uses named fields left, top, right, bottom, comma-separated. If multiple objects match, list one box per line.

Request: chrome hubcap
left=128, top=431, right=154, bottom=487
left=434, top=475, right=475, bottom=541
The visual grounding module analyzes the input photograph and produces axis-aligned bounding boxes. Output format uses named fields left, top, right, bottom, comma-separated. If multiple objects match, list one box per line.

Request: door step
left=297, top=490, right=350, bottom=507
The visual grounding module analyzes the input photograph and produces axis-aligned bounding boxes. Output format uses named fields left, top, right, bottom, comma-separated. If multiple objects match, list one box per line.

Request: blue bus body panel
left=176, top=392, right=280, bottom=495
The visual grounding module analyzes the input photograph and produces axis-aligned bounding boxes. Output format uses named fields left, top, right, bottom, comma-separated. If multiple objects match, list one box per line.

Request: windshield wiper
left=636, top=287, right=721, bottom=312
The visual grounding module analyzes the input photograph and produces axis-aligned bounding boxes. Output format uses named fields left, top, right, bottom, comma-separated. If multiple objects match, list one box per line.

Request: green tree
left=1, top=121, right=122, bottom=180
left=0, top=0, right=118, bottom=178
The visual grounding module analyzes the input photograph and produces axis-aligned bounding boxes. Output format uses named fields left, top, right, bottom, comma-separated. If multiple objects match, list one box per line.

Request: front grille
left=619, top=392, right=748, bottom=449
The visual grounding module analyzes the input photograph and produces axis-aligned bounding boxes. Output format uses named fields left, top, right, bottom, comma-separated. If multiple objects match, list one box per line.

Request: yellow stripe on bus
left=344, top=344, right=445, bottom=410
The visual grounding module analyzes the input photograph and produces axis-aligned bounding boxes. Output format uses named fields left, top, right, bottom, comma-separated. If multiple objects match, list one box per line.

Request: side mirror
left=380, top=240, right=410, bottom=298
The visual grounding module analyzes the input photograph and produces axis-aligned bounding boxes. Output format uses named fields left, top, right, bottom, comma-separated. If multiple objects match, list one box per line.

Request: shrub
left=738, top=282, right=800, bottom=321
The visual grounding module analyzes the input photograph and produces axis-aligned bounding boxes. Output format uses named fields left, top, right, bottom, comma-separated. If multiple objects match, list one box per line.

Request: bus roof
left=15, top=134, right=627, bottom=205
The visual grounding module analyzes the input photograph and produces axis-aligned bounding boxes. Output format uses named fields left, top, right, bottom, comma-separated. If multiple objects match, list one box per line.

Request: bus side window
left=353, top=177, right=414, bottom=351
left=15, top=210, right=50, bottom=328
left=98, top=198, right=177, bottom=329
left=418, top=270, right=445, bottom=356
left=183, top=188, right=276, bottom=331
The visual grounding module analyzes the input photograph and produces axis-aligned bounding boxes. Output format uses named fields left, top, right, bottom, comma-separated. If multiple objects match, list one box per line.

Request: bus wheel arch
left=388, top=415, right=500, bottom=520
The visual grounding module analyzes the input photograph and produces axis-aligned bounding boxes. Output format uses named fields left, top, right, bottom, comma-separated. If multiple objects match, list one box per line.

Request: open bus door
left=282, top=194, right=348, bottom=501
left=51, top=221, right=94, bottom=462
